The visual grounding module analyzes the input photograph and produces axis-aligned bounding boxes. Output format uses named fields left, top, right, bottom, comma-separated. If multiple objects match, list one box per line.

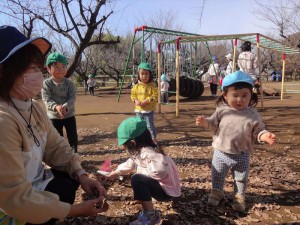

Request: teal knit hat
left=138, top=62, right=152, bottom=71
left=46, top=52, right=68, bottom=66
left=117, top=117, right=147, bottom=146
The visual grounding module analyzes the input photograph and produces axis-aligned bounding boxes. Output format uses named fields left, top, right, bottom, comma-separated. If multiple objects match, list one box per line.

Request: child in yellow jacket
left=131, top=62, right=158, bottom=143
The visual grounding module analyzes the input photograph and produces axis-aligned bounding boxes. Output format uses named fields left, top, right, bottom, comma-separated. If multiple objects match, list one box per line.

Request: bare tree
left=0, top=0, right=120, bottom=77
left=80, top=33, right=138, bottom=87
left=253, top=0, right=300, bottom=40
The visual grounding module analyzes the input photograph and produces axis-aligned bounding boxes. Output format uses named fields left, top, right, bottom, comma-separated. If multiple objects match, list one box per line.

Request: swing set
left=118, top=26, right=300, bottom=117
left=117, top=25, right=206, bottom=102
left=158, top=33, right=300, bottom=116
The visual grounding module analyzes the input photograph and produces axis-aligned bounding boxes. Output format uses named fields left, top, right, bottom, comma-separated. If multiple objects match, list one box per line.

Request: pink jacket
left=116, top=147, right=181, bottom=197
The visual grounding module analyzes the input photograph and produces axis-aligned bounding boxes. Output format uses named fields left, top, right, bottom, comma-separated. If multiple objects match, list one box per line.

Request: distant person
left=225, top=53, right=233, bottom=75
left=270, top=70, right=277, bottom=82
left=219, top=71, right=226, bottom=93
left=207, top=55, right=220, bottom=96
left=87, top=74, right=96, bottom=96
left=160, top=74, right=170, bottom=104
left=0, top=25, right=107, bottom=225
left=238, top=41, right=258, bottom=81
left=42, top=52, right=78, bottom=152
left=108, top=117, right=181, bottom=225
left=131, top=62, right=158, bottom=143
left=196, top=71, right=276, bottom=212
left=127, top=74, right=138, bottom=89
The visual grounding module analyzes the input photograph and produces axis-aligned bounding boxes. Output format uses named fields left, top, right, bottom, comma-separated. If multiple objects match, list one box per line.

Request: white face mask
left=13, top=72, right=44, bottom=99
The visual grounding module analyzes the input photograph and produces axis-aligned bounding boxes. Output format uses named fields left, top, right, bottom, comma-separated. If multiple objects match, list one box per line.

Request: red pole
left=233, top=38, right=238, bottom=72
left=176, top=37, right=181, bottom=50
left=158, top=41, right=161, bottom=53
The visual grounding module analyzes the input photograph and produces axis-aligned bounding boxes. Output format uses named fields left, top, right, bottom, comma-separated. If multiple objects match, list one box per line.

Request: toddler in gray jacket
left=196, top=71, right=276, bottom=212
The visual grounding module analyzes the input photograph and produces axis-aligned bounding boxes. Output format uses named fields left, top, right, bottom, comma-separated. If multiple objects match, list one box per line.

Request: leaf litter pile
left=59, top=127, right=300, bottom=225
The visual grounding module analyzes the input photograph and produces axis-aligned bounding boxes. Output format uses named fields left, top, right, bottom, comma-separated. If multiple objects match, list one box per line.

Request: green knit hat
left=46, top=52, right=68, bottom=66
left=117, top=117, right=147, bottom=146
left=138, top=62, right=152, bottom=71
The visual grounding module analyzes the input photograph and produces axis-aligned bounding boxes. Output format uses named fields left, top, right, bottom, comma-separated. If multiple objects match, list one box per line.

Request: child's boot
left=207, top=189, right=224, bottom=207
left=232, top=193, right=245, bottom=212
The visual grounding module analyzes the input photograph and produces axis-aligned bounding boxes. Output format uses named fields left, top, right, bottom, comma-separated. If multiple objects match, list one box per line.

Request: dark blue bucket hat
left=0, top=25, right=52, bottom=64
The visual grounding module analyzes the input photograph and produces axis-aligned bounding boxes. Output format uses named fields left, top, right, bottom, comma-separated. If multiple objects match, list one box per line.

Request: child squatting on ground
left=42, top=52, right=79, bottom=152
left=107, top=117, right=181, bottom=225
left=195, top=71, right=276, bottom=212
left=131, top=62, right=158, bottom=143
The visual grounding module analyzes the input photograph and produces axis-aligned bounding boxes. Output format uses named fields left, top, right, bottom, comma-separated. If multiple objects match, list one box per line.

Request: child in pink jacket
left=108, top=117, right=181, bottom=225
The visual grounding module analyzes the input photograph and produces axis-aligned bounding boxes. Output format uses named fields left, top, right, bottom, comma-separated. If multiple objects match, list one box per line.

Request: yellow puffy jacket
left=131, top=82, right=158, bottom=111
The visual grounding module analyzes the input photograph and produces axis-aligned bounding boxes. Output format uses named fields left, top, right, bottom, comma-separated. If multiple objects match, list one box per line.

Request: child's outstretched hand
left=196, top=115, right=207, bottom=127
left=107, top=170, right=121, bottom=180
left=260, top=132, right=276, bottom=145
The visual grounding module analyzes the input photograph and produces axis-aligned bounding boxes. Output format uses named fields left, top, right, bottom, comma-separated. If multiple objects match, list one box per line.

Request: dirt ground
left=57, top=81, right=300, bottom=225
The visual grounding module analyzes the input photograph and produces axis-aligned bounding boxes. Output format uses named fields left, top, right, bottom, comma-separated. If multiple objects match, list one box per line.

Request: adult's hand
left=68, top=196, right=108, bottom=217
left=79, top=175, right=106, bottom=197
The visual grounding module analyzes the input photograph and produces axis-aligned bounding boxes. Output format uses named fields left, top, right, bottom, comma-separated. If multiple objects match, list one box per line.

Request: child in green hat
left=107, top=116, right=181, bottom=225
left=41, top=52, right=78, bottom=152
left=131, top=62, right=158, bottom=143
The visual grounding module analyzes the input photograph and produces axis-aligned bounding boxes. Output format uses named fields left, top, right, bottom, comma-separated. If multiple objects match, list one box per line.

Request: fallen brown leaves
left=57, top=127, right=300, bottom=225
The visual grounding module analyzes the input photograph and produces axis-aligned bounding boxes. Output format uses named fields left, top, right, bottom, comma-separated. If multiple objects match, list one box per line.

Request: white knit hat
left=225, top=53, right=232, bottom=59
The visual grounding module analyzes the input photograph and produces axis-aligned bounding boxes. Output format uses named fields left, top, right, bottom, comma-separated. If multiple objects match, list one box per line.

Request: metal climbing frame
left=117, top=26, right=202, bottom=102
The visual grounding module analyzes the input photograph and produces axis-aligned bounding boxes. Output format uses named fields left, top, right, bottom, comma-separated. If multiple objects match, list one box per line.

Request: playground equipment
left=159, top=33, right=300, bottom=116
left=119, top=27, right=300, bottom=117
left=117, top=26, right=207, bottom=102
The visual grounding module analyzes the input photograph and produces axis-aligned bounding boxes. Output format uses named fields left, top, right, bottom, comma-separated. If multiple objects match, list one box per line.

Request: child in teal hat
left=131, top=62, right=158, bottom=143
left=196, top=71, right=276, bottom=212
left=127, top=74, right=138, bottom=89
left=160, top=74, right=170, bottom=103
left=42, top=52, right=78, bottom=152
left=108, top=117, right=181, bottom=225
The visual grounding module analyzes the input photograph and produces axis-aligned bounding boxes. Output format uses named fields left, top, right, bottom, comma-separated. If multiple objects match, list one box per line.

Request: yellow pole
left=175, top=37, right=181, bottom=117
left=281, top=53, right=286, bottom=100
left=256, top=34, right=264, bottom=109
left=232, top=38, right=237, bottom=72
left=157, top=42, right=162, bottom=113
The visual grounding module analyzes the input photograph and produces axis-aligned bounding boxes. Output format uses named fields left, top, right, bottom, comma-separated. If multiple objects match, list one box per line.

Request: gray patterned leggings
left=211, top=149, right=250, bottom=194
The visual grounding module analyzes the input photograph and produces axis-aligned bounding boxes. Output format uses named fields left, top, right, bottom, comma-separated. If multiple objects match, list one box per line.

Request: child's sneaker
left=130, top=210, right=161, bottom=225
left=207, top=189, right=224, bottom=207
left=232, top=193, right=245, bottom=212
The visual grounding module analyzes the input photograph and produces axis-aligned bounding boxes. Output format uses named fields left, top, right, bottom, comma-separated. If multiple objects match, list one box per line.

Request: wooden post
left=175, top=37, right=181, bottom=117
left=232, top=38, right=237, bottom=72
left=281, top=53, right=286, bottom=100
left=157, top=42, right=162, bottom=113
left=256, top=34, right=264, bottom=109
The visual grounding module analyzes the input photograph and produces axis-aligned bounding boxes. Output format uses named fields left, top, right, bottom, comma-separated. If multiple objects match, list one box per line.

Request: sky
left=106, top=0, right=274, bottom=37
